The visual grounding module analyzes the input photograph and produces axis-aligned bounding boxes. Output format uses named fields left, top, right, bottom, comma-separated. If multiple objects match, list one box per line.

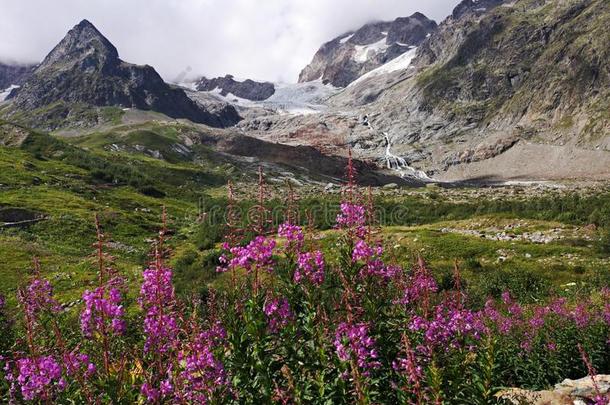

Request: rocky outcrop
left=498, top=375, right=610, bottom=405
left=0, top=62, right=35, bottom=89
left=298, top=13, right=437, bottom=87
left=6, top=20, right=240, bottom=128
left=195, top=75, right=275, bottom=101
left=195, top=131, right=422, bottom=187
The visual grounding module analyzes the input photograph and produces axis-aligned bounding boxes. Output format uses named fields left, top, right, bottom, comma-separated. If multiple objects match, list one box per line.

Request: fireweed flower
left=139, top=267, right=179, bottom=353
left=352, top=240, right=383, bottom=262
left=410, top=304, right=485, bottom=349
left=295, top=251, right=325, bottom=285
left=13, top=356, right=65, bottom=401
left=571, top=303, right=591, bottom=328
left=393, top=341, right=424, bottom=387
left=336, top=202, right=367, bottom=238
left=483, top=300, right=518, bottom=335
left=334, top=322, right=381, bottom=373
left=62, top=352, right=96, bottom=378
left=351, top=240, right=401, bottom=280
left=175, top=323, right=230, bottom=403
left=19, top=278, right=61, bottom=320
left=397, top=266, right=438, bottom=306
left=81, top=285, right=126, bottom=338
left=264, top=297, right=294, bottom=333
left=359, top=260, right=402, bottom=280
left=278, top=222, right=304, bottom=253
left=217, top=236, right=276, bottom=274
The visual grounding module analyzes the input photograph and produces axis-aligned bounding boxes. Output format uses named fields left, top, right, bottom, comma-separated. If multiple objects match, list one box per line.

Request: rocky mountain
left=298, top=13, right=437, bottom=87
left=195, top=75, right=275, bottom=101
left=0, top=62, right=35, bottom=89
left=5, top=20, right=240, bottom=128
left=237, top=0, right=610, bottom=182
left=353, top=0, right=610, bottom=175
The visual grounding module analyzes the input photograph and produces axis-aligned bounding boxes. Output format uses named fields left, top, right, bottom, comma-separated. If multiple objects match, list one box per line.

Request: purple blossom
left=175, top=323, right=230, bottom=404
left=264, top=297, right=294, bottom=333
left=81, top=285, right=125, bottom=338
left=139, top=267, right=179, bottom=353
left=141, top=382, right=161, bottom=402
left=295, top=251, right=325, bottom=285
left=140, top=267, right=175, bottom=306
left=62, top=352, right=96, bottom=379
left=14, top=356, right=64, bottom=401
left=397, top=266, right=438, bottom=306
left=483, top=300, right=517, bottom=335
left=393, top=340, right=424, bottom=388
left=19, top=278, right=61, bottom=320
left=334, top=322, right=381, bottom=373
left=359, top=260, right=402, bottom=280
left=278, top=222, right=304, bottom=253
left=409, top=304, right=486, bottom=348
left=335, top=202, right=367, bottom=237
left=217, top=236, right=276, bottom=274
left=352, top=240, right=383, bottom=262
left=571, top=303, right=591, bottom=328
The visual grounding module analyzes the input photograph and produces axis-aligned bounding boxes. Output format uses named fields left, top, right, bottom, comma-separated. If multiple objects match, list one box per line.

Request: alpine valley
left=0, top=0, right=610, bottom=404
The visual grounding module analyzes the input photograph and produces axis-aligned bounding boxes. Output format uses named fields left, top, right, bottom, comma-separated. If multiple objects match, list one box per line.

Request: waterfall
left=361, top=115, right=431, bottom=181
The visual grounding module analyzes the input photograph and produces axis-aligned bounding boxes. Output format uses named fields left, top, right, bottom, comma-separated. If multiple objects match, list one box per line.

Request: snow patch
left=353, top=38, right=389, bottom=63
left=349, top=47, right=418, bottom=87
left=199, top=80, right=339, bottom=116
left=0, top=85, right=19, bottom=102
left=339, top=33, right=354, bottom=44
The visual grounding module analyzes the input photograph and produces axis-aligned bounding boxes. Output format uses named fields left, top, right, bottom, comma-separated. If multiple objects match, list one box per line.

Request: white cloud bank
left=0, top=0, right=457, bottom=83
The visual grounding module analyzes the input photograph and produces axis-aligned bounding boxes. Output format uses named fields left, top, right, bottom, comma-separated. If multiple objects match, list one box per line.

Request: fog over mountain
left=0, top=0, right=456, bottom=83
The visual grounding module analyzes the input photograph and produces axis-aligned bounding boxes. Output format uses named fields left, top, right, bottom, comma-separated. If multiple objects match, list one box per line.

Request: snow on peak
left=353, top=38, right=389, bottom=63
left=349, top=47, right=418, bottom=87
left=339, top=33, right=354, bottom=44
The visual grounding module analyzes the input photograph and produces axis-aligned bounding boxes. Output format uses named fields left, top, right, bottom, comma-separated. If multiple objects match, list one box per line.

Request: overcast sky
left=0, top=0, right=457, bottom=83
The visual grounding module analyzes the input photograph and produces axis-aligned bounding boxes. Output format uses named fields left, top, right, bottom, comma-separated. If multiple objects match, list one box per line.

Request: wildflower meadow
left=1, top=158, right=609, bottom=404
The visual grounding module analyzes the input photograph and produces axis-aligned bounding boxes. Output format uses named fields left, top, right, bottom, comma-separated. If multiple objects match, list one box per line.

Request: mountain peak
left=38, top=19, right=119, bottom=71
left=8, top=19, right=241, bottom=128
left=76, top=18, right=95, bottom=29
left=299, top=12, right=436, bottom=87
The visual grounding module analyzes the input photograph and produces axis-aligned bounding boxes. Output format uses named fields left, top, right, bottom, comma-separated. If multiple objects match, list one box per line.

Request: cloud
left=0, top=0, right=457, bottom=83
